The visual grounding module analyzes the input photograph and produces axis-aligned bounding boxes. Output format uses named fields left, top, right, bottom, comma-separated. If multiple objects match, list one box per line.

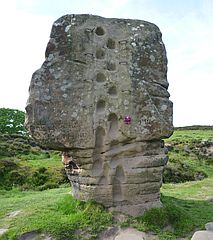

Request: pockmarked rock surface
left=26, top=14, right=173, bottom=216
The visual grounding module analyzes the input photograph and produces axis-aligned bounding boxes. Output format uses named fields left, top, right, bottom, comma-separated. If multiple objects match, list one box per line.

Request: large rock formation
left=25, top=14, right=173, bottom=216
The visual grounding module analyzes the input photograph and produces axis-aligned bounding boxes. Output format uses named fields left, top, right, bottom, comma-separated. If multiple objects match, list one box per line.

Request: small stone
left=97, top=226, right=119, bottom=240
left=7, top=210, right=22, bottom=218
left=114, top=228, right=158, bottom=240
left=17, top=231, right=54, bottom=240
left=113, top=213, right=129, bottom=223
left=115, top=228, right=145, bottom=240
left=205, top=222, right=213, bottom=231
left=206, top=196, right=213, bottom=201
left=191, top=230, right=213, bottom=240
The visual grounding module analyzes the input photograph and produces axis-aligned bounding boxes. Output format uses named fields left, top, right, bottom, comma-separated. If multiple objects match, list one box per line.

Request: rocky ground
left=1, top=223, right=213, bottom=240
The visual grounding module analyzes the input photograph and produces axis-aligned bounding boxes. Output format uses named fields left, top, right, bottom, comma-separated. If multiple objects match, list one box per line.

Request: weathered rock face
left=25, top=14, right=173, bottom=216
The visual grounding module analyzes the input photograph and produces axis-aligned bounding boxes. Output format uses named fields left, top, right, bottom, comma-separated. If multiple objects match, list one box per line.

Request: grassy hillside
left=0, top=108, right=69, bottom=191
left=167, top=127, right=213, bottom=142
left=0, top=133, right=68, bottom=190
left=163, top=129, right=213, bottom=183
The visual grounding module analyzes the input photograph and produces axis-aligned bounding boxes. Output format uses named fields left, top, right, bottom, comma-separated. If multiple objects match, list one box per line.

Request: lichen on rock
left=25, top=14, right=173, bottom=216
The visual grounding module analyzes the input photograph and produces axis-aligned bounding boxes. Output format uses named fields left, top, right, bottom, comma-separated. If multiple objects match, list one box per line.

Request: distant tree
left=0, top=108, right=27, bottom=134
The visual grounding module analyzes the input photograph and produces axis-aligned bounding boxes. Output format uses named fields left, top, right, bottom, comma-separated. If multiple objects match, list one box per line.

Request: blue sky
left=0, top=0, right=212, bottom=126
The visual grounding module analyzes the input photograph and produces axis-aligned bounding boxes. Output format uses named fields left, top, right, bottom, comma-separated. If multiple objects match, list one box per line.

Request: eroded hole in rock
left=96, top=72, right=106, bottom=83
left=107, top=62, right=116, bottom=71
left=103, top=162, right=110, bottom=177
left=95, top=26, right=105, bottom=36
left=92, top=159, right=103, bottom=176
left=107, top=38, right=116, bottom=49
left=95, top=127, right=105, bottom=149
left=62, top=152, right=80, bottom=175
left=68, top=161, right=80, bottom=175
left=96, top=48, right=105, bottom=59
left=112, top=178, right=122, bottom=202
left=112, top=165, right=125, bottom=201
left=96, top=100, right=106, bottom=114
left=98, top=176, right=108, bottom=185
left=98, top=163, right=110, bottom=184
left=108, top=86, right=117, bottom=97
left=115, top=165, right=125, bottom=182
left=108, top=113, right=118, bottom=138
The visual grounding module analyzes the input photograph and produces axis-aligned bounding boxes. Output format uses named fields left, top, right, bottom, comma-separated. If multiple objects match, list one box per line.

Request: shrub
left=0, top=159, right=29, bottom=190
left=29, top=167, right=49, bottom=187
left=0, top=108, right=27, bottom=134
left=37, top=182, right=60, bottom=191
left=163, top=164, right=207, bottom=183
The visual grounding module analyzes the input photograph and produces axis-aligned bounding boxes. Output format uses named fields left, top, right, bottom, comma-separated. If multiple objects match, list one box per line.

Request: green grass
left=165, top=129, right=213, bottom=143
left=1, top=178, right=211, bottom=240
left=0, top=188, right=113, bottom=240
left=163, top=150, right=213, bottom=184
left=163, top=128, right=213, bottom=183
left=130, top=177, right=213, bottom=240
left=162, top=177, right=213, bottom=200
left=20, top=155, right=63, bottom=169
left=0, top=151, right=68, bottom=191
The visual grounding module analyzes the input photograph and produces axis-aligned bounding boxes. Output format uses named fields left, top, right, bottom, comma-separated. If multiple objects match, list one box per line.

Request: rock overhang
left=25, top=14, right=173, bottom=216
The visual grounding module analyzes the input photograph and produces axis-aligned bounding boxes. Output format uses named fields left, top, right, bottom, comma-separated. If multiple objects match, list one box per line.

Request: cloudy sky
left=0, top=0, right=212, bottom=127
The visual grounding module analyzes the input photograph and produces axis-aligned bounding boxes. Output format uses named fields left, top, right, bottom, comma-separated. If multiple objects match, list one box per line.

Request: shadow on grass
left=133, top=194, right=213, bottom=239
left=162, top=194, right=213, bottom=231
